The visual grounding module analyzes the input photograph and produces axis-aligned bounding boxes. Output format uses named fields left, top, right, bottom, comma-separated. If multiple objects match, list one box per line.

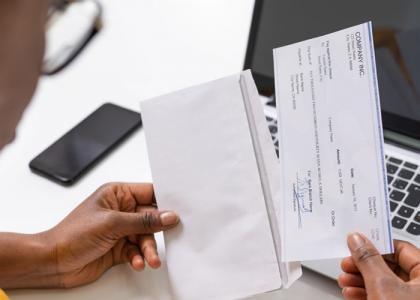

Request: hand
left=338, top=233, right=420, bottom=300
left=45, top=182, right=179, bottom=288
left=0, top=183, right=179, bottom=289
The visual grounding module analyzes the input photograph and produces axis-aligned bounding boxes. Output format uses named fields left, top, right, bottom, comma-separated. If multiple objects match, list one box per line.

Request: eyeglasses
left=43, top=0, right=103, bottom=75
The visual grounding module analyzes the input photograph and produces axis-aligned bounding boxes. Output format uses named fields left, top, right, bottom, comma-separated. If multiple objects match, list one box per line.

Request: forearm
left=0, top=232, right=58, bottom=289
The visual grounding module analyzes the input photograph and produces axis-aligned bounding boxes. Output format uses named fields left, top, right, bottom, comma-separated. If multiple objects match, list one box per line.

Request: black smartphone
left=29, top=103, right=141, bottom=185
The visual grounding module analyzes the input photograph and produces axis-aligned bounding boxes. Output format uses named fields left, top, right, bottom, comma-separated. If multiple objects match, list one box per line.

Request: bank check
left=274, top=22, right=393, bottom=261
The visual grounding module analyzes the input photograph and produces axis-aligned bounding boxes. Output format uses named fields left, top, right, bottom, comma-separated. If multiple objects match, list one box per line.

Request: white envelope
left=141, top=70, right=301, bottom=300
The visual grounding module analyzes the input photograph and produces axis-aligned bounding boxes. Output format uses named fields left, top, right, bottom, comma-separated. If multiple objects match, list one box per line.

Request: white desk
left=1, top=0, right=342, bottom=298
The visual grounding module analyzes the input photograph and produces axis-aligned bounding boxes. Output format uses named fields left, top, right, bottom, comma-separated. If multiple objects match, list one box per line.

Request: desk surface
left=1, top=0, right=342, bottom=298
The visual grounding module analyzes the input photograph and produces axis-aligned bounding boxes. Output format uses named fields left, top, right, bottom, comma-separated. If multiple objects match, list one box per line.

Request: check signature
left=293, top=173, right=313, bottom=229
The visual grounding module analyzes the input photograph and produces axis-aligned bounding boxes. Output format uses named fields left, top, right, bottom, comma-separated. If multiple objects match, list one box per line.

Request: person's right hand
left=338, top=232, right=420, bottom=300
left=47, top=182, right=179, bottom=288
left=0, top=183, right=179, bottom=290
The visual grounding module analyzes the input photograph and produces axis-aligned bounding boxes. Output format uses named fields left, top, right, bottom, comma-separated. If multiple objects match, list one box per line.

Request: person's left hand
left=42, top=182, right=179, bottom=288
left=338, top=233, right=420, bottom=300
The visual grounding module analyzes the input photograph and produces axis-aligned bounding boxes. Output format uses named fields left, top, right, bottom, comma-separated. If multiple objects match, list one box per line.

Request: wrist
left=0, top=231, right=59, bottom=289
left=28, top=231, right=58, bottom=276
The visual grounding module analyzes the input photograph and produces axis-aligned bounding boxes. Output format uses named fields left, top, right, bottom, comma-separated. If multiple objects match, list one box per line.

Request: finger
left=131, top=254, right=145, bottom=271
left=392, top=239, right=420, bottom=279
left=109, top=240, right=144, bottom=270
left=338, top=273, right=365, bottom=288
left=136, top=204, right=158, bottom=213
left=341, top=256, right=360, bottom=274
left=341, top=251, right=405, bottom=275
left=342, top=287, right=367, bottom=300
left=134, top=206, right=162, bottom=268
left=125, top=183, right=156, bottom=206
left=127, top=234, right=138, bottom=245
left=347, top=233, right=396, bottom=287
left=113, top=210, right=179, bottom=236
left=139, top=234, right=161, bottom=269
left=383, top=259, right=410, bottom=281
left=127, top=205, right=157, bottom=244
left=125, top=244, right=145, bottom=271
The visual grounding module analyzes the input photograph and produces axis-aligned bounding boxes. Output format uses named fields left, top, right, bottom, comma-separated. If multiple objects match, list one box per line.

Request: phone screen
left=30, top=103, right=141, bottom=185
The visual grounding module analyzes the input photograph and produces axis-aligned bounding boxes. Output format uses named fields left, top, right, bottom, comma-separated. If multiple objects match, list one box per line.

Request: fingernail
left=347, top=232, right=365, bottom=251
left=160, top=211, right=179, bottom=226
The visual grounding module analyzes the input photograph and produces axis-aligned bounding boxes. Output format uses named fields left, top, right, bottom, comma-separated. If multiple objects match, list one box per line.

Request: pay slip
left=274, top=22, right=393, bottom=261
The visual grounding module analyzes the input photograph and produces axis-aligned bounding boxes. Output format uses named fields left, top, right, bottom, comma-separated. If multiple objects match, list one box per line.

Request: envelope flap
left=141, top=73, right=282, bottom=300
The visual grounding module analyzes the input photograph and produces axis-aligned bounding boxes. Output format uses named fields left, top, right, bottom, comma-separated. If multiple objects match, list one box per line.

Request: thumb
left=113, top=210, right=180, bottom=236
left=347, top=232, right=394, bottom=283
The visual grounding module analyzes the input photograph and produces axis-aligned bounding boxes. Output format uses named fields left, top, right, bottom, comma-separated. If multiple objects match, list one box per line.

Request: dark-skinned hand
left=338, top=233, right=420, bottom=300
left=0, top=183, right=179, bottom=289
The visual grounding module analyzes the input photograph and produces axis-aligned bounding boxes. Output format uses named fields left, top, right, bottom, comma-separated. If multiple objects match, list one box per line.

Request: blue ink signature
left=293, top=174, right=312, bottom=229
